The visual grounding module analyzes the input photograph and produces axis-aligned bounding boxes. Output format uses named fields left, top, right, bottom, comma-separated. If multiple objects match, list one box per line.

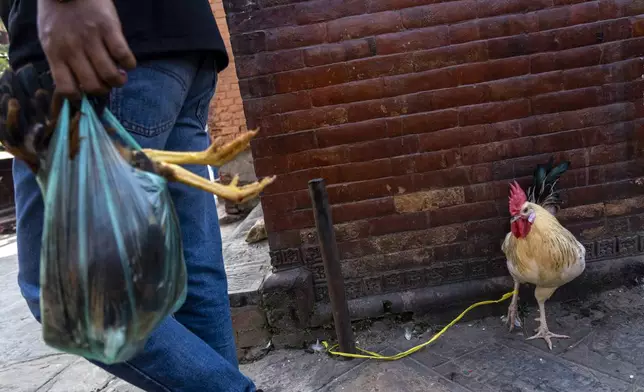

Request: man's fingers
left=86, top=37, right=126, bottom=88
left=67, top=52, right=110, bottom=95
left=104, top=29, right=136, bottom=70
left=49, top=62, right=80, bottom=100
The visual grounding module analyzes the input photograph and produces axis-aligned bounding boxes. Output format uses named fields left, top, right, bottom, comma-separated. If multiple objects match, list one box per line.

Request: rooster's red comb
left=508, top=181, right=527, bottom=216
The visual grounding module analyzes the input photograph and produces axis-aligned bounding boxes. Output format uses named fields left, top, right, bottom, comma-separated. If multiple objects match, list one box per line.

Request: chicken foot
left=526, top=286, right=569, bottom=350
left=157, top=162, right=275, bottom=204
left=139, top=130, right=275, bottom=203
left=142, top=130, right=256, bottom=167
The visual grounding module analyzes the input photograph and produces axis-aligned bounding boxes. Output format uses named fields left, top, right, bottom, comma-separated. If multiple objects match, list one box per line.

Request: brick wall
left=225, top=0, right=644, bottom=303
left=209, top=0, right=248, bottom=143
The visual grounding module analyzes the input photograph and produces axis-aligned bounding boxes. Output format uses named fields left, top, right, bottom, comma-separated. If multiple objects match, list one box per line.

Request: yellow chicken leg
left=526, top=286, right=569, bottom=350
left=157, top=162, right=275, bottom=204
left=142, top=130, right=257, bottom=167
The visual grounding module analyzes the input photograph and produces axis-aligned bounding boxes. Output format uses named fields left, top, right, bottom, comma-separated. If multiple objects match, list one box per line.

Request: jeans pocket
left=195, top=60, right=218, bottom=131
left=110, top=63, right=190, bottom=138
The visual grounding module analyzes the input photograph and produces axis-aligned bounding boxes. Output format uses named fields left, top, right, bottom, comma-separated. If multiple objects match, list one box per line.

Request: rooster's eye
left=522, top=207, right=528, bottom=214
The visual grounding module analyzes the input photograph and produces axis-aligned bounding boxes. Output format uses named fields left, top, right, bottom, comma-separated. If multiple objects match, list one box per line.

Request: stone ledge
left=267, top=255, right=644, bottom=348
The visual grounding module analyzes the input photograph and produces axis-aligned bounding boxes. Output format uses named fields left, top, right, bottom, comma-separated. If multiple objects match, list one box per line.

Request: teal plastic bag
left=37, top=97, right=187, bottom=364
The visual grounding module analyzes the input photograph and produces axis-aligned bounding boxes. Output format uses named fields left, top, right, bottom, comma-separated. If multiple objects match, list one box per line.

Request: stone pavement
left=3, top=229, right=644, bottom=391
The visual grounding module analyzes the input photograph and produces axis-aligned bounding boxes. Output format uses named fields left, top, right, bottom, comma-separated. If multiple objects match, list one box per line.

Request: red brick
left=487, top=35, right=531, bottom=59
left=531, top=87, right=601, bottom=115
left=480, top=14, right=539, bottom=40
left=274, top=64, right=349, bottom=93
left=303, top=39, right=374, bottom=67
left=327, top=177, right=398, bottom=203
left=376, top=26, right=450, bottom=55
left=251, top=131, right=317, bottom=158
left=243, top=91, right=311, bottom=118
left=236, top=50, right=305, bottom=79
left=349, top=53, right=414, bottom=79
left=295, top=0, right=367, bottom=25
left=391, top=149, right=460, bottom=175
left=327, top=11, right=403, bottom=42
left=261, top=193, right=297, bottom=215
left=419, top=118, right=527, bottom=151
left=254, top=115, right=283, bottom=137
left=486, top=76, right=529, bottom=101
left=401, top=1, right=477, bottom=29
left=264, top=209, right=314, bottom=232
left=264, top=168, right=322, bottom=195
left=238, top=75, right=275, bottom=99
left=477, top=0, right=552, bottom=18
left=404, top=92, right=433, bottom=115
left=349, top=135, right=419, bottom=162
left=400, top=110, right=459, bottom=136
left=316, top=120, right=388, bottom=148
left=631, top=16, right=644, bottom=37
left=369, top=212, right=429, bottom=236
left=332, top=198, right=396, bottom=223
left=537, top=6, right=572, bottom=31
left=281, top=107, right=348, bottom=133
left=230, top=32, right=267, bottom=55
left=430, top=85, right=491, bottom=110
left=458, top=99, right=531, bottom=126
left=449, top=21, right=480, bottom=45
left=570, top=2, right=602, bottom=25
left=465, top=180, right=518, bottom=203
left=563, top=64, right=610, bottom=89
left=228, top=6, right=296, bottom=34
left=368, top=0, right=439, bottom=13
left=288, top=146, right=350, bottom=171
left=413, top=42, right=489, bottom=72
left=254, top=155, right=289, bottom=176
left=383, top=68, right=456, bottom=97
left=413, top=167, right=472, bottom=189
left=600, top=0, right=644, bottom=18
left=588, top=140, right=632, bottom=165
left=430, top=201, right=499, bottom=227
left=321, top=159, right=393, bottom=183
left=312, top=79, right=384, bottom=107
left=347, top=96, right=408, bottom=122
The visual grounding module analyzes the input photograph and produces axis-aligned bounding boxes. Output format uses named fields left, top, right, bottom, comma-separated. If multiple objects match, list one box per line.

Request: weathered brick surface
left=209, top=0, right=249, bottom=144
left=225, top=0, right=644, bottom=302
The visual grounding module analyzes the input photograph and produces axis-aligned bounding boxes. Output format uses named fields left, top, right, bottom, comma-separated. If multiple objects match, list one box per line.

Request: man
left=2, top=0, right=261, bottom=391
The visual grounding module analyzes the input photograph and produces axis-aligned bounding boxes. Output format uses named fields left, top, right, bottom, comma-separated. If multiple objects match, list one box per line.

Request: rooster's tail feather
left=526, top=157, right=570, bottom=215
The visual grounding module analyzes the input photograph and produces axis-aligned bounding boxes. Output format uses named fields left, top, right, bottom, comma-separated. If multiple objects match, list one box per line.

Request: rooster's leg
left=142, top=130, right=256, bottom=168
left=506, top=279, right=521, bottom=332
left=527, top=286, right=569, bottom=350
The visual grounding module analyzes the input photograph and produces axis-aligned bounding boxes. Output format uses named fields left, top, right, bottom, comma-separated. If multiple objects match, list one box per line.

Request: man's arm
left=37, top=0, right=136, bottom=98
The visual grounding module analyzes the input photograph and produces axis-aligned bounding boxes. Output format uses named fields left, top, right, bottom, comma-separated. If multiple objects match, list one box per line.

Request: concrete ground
left=3, top=231, right=644, bottom=391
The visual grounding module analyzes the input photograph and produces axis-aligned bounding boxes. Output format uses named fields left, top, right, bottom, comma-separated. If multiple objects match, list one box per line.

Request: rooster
left=502, top=158, right=586, bottom=350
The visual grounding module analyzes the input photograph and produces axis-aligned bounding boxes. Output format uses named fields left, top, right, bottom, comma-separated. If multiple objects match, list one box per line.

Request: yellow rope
left=321, top=290, right=517, bottom=361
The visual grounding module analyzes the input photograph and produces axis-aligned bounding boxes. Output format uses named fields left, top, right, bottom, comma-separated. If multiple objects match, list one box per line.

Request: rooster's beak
left=510, top=216, right=520, bottom=223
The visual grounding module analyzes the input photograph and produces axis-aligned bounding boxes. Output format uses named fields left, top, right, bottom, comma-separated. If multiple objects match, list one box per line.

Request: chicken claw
left=527, top=327, right=569, bottom=350
left=142, top=130, right=257, bottom=167
left=158, top=162, right=275, bottom=203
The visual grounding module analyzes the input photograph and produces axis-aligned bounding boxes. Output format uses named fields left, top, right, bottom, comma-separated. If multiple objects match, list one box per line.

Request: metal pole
left=308, top=178, right=356, bottom=356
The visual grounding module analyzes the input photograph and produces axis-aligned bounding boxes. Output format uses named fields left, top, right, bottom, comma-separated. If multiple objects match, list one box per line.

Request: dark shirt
left=1, top=0, right=229, bottom=72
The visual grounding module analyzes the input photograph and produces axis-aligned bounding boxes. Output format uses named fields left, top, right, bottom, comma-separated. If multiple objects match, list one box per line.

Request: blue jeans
left=12, top=53, right=257, bottom=392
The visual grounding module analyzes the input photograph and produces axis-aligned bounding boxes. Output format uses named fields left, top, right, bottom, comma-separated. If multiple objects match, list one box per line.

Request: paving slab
left=320, top=347, right=469, bottom=392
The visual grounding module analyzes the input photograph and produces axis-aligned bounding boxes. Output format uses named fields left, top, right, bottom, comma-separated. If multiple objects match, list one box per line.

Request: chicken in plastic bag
left=38, top=98, right=187, bottom=363
left=0, top=65, right=275, bottom=364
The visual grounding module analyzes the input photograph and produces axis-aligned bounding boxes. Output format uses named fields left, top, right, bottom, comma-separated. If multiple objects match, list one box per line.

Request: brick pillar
left=208, top=0, right=248, bottom=144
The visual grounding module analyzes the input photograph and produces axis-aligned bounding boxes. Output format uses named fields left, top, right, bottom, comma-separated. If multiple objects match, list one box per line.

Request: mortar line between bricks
left=498, top=341, right=630, bottom=385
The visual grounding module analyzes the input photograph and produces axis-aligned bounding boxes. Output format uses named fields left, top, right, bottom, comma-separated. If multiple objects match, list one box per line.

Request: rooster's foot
left=506, top=305, right=522, bottom=332
left=527, top=328, right=569, bottom=350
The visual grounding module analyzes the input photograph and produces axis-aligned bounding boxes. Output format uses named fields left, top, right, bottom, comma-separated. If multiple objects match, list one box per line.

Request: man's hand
left=37, top=0, right=136, bottom=99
